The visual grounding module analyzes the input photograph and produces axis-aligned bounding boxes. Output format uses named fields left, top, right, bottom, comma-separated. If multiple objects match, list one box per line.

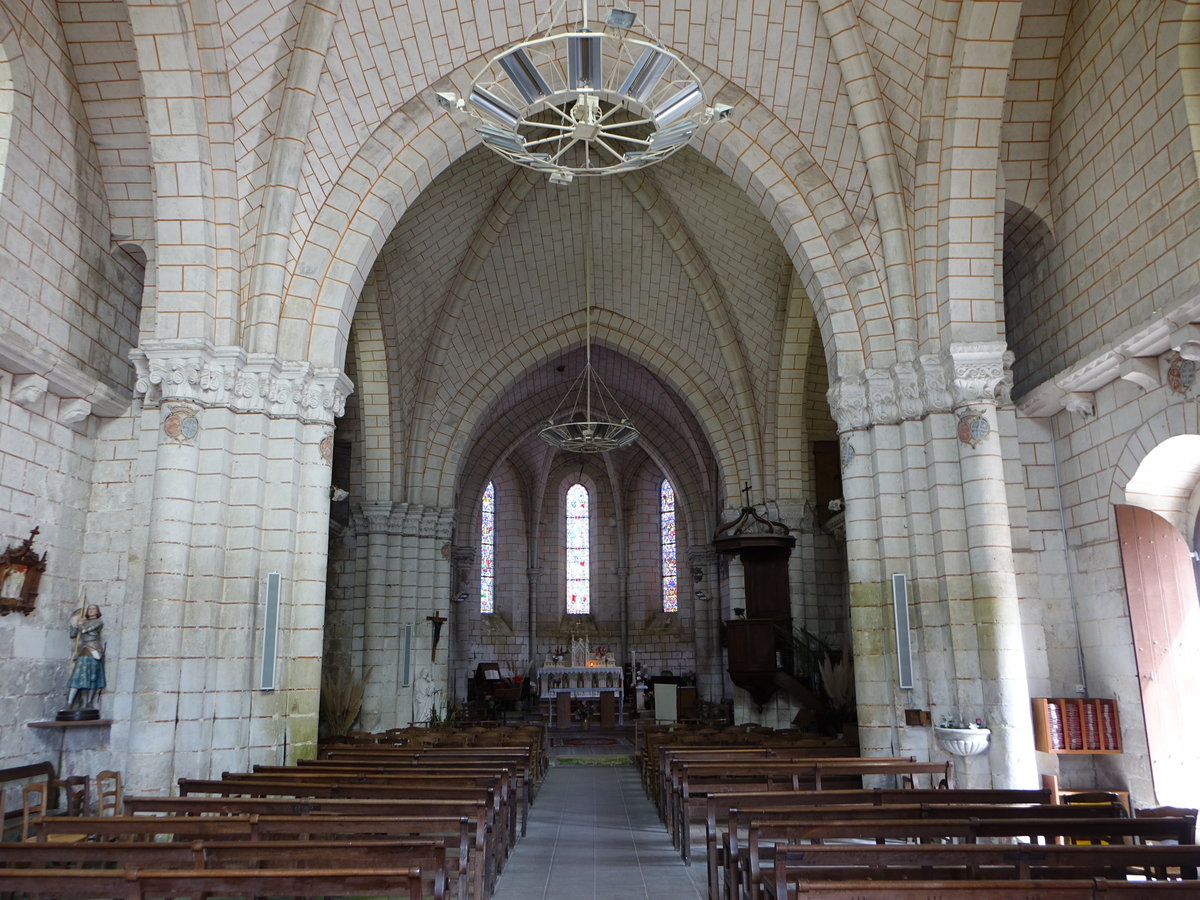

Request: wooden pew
left=1, top=866, right=426, bottom=899
left=737, top=816, right=1197, bottom=900
left=313, top=747, right=542, bottom=814
left=722, top=804, right=1134, bottom=900
left=703, top=787, right=1056, bottom=896
left=672, top=759, right=955, bottom=862
left=249, top=761, right=532, bottom=835
left=34, top=813, right=477, bottom=900
left=0, top=838, right=447, bottom=900
left=651, top=746, right=867, bottom=817
left=122, top=795, right=495, bottom=900
left=179, top=773, right=519, bottom=849
left=762, top=844, right=1200, bottom=900
left=770, top=879, right=1200, bottom=899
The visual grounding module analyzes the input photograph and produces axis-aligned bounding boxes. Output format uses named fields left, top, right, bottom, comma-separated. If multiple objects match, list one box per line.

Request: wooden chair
left=20, top=781, right=89, bottom=843
left=1061, top=790, right=1128, bottom=845
left=96, top=770, right=122, bottom=817
left=58, top=775, right=89, bottom=816
left=1132, top=806, right=1199, bottom=879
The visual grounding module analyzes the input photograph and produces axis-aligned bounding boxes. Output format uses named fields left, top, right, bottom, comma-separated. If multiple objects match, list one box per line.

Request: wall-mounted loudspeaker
left=259, top=572, right=281, bottom=691
left=892, top=572, right=914, bottom=689
left=401, top=623, right=413, bottom=687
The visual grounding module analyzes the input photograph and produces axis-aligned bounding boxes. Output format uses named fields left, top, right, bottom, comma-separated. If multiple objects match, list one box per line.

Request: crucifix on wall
left=427, top=613, right=447, bottom=661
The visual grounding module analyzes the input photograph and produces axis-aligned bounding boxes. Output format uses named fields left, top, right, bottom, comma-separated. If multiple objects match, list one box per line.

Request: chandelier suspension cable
left=583, top=177, right=593, bottom=423
left=537, top=179, right=640, bottom=453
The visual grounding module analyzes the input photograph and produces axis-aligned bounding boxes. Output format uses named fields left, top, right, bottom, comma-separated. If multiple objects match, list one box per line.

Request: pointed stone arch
left=1111, top=404, right=1200, bottom=526
left=412, top=312, right=752, bottom=509
left=282, top=69, right=886, bottom=384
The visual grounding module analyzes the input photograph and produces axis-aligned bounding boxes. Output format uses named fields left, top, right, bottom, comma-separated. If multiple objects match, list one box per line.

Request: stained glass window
left=566, top=483, right=590, bottom=614
left=480, top=481, right=495, bottom=614
left=660, top=479, right=678, bottom=612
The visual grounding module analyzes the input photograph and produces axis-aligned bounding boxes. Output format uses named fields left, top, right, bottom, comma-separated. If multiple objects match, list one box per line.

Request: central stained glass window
left=480, top=481, right=495, bottom=614
left=566, top=483, right=590, bottom=614
left=661, top=479, right=678, bottom=612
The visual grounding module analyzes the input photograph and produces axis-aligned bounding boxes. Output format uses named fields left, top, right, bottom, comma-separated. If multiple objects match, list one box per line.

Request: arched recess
left=282, top=69, right=882, bottom=384
left=414, top=319, right=746, bottom=509
left=0, top=11, right=33, bottom=202
left=1161, top=0, right=1200, bottom=184
left=345, top=275, right=394, bottom=506
left=1002, top=200, right=1056, bottom=397
left=1116, top=434, right=1200, bottom=807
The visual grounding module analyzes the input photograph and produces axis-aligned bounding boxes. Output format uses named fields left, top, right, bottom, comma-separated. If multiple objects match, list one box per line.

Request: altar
left=539, top=636, right=625, bottom=726
left=538, top=665, right=625, bottom=727
left=538, top=665, right=624, bottom=694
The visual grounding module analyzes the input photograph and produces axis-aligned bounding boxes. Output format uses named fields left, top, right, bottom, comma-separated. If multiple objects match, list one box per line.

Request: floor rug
left=556, top=736, right=619, bottom=747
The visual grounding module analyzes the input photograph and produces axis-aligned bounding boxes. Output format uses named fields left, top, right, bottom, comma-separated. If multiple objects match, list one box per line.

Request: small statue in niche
left=62, top=605, right=106, bottom=715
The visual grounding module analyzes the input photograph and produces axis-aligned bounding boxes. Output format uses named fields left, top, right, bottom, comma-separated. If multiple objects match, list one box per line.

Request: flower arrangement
left=576, top=700, right=596, bottom=724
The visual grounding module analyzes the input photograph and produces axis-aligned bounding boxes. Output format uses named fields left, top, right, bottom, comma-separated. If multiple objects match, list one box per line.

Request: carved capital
left=827, top=374, right=869, bottom=432
left=389, top=503, right=456, bottom=541
left=833, top=348, right=1014, bottom=429
left=131, top=340, right=354, bottom=425
left=918, top=354, right=953, bottom=412
left=944, top=342, right=1014, bottom=408
left=865, top=368, right=898, bottom=424
left=360, top=501, right=394, bottom=529
left=893, top=361, right=924, bottom=420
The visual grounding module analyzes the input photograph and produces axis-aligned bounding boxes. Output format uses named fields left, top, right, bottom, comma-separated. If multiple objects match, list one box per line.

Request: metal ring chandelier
left=436, top=1, right=731, bottom=184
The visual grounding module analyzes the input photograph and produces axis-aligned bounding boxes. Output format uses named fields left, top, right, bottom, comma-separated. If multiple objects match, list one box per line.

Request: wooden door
left=1115, top=504, right=1200, bottom=802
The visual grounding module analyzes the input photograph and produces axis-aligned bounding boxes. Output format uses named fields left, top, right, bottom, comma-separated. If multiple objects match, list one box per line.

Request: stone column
left=827, top=373, right=891, bottom=755
left=616, top=564, right=629, bottom=672
left=526, top=566, right=541, bottom=662
left=123, top=398, right=203, bottom=790
left=381, top=504, right=454, bottom=727
left=357, top=502, right=392, bottom=731
left=687, top=547, right=720, bottom=702
left=828, top=351, right=1037, bottom=785
left=946, top=343, right=1038, bottom=788
left=450, top=545, right=478, bottom=700
left=128, top=343, right=352, bottom=785
left=284, top=416, right=340, bottom=762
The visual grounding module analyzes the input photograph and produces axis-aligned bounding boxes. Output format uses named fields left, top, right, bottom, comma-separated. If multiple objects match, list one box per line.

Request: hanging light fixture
left=539, top=182, right=639, bottom=453
left=435, top=1, right=732, bottom=184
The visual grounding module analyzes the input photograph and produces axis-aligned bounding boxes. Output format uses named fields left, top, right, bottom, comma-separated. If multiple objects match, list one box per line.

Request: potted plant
left=577, top=700, right=596, bottom=730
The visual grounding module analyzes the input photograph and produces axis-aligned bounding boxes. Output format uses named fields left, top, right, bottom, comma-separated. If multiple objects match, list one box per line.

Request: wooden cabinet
left=1031, top=698, right=1121, bottom=754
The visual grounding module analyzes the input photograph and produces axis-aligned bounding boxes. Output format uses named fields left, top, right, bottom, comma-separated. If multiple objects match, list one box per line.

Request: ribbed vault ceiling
left=362, top=141, right=800, bottom=508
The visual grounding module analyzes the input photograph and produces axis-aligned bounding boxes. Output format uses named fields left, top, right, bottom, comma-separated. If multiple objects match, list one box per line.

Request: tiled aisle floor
left=491, top=765, right=707, bottom=900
